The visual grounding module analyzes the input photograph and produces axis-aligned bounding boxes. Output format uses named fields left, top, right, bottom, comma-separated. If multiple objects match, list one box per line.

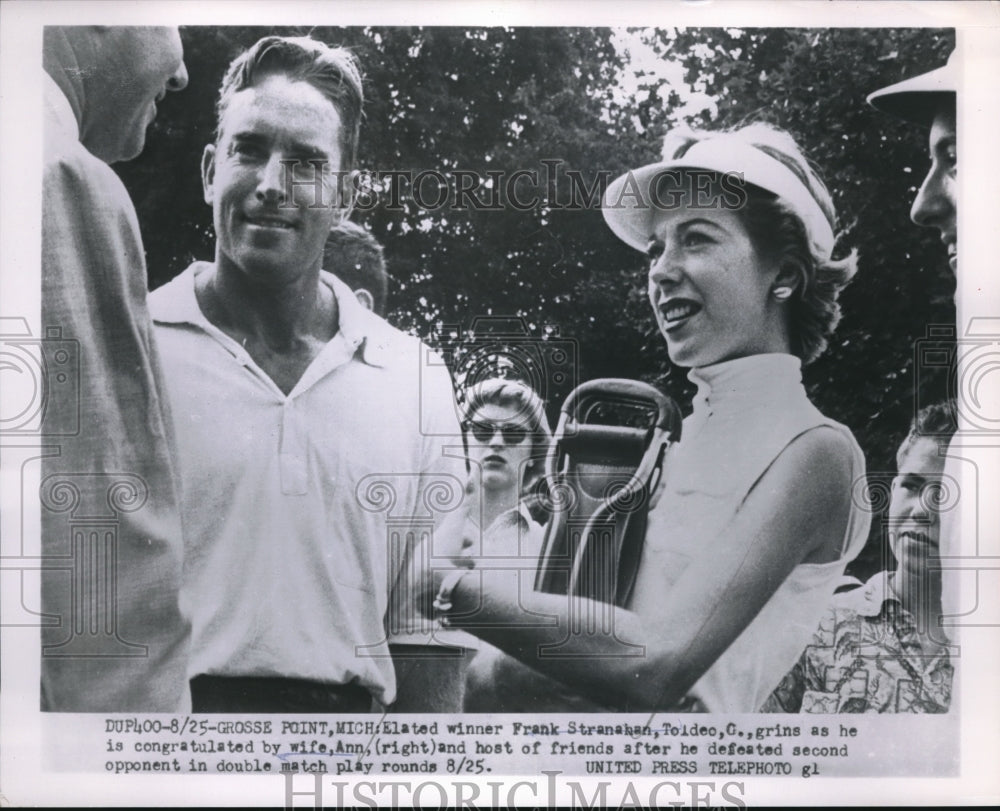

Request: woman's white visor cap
left=601, top=135, right=834, bottom=261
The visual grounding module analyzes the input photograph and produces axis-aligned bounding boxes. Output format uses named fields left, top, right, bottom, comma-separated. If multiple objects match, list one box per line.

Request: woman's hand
left=407, top=509, right=475, bottom=622
left=451, top=424, right=858, bottom=710
left=465, top=644, right=608, bottom=712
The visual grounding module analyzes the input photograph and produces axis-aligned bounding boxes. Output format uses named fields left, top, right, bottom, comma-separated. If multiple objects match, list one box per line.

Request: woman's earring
left=772, top=286, right=793, bottom=301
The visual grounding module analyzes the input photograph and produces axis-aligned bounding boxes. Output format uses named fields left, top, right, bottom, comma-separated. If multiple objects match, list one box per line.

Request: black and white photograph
left=1, top=1, right=998, bottom=806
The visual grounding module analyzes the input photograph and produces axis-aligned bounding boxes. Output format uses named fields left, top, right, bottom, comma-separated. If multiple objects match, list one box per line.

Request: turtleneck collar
left=687, top=353, right=804, bottom=420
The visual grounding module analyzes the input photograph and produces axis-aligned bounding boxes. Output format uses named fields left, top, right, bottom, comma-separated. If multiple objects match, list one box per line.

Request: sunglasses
left=463, top=419, right=531, bottom=445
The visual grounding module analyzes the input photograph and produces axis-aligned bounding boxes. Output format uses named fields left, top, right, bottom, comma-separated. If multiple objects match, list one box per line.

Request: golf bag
left=535, top=379, right=682, bottom=607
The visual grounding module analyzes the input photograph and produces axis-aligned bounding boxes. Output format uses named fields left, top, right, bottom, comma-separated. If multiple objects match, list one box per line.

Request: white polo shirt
left=150, top=263, right=466, bottom=705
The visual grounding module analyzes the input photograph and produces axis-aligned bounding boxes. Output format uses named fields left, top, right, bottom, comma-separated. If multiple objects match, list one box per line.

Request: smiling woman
left=645, top=204, right=787, bottom=368
left=424, top=122, right=872, bottom=713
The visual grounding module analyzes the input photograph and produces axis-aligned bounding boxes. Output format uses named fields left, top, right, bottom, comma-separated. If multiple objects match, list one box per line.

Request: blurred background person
left=868, top=50, right=967, bottom=650
left=461, top=377, right=551, bottom=546
left=765, top=400, right=957, bottom=713
left=424, top=122, right=871, bottom=713
left=456, top=377, right=555, bottom=711
left=323, top=220, right=389, bottom=316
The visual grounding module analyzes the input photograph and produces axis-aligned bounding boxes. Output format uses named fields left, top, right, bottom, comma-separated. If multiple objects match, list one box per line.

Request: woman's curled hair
left=662, top=122, right=858, bottom=365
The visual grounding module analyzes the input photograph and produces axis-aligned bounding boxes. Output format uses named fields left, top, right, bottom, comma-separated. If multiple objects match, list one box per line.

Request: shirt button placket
left=280, top=399, right=308, bottom=495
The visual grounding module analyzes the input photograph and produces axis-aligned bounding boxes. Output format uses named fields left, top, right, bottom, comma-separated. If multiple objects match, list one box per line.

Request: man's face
left=202, top=74, right=345, bottom=286
left=910, top=107, right=957, bottom=275
left=96, top=27, right=188, bottom=163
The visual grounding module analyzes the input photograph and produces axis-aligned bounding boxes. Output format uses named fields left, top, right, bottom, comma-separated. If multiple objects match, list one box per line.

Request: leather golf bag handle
left=535, top=379, right=682, bottom=607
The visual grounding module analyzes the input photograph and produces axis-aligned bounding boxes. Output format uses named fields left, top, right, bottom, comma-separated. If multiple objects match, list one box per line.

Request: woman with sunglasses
left=458, top=377, right=558, bottom=710
left=461, top=378, right=551, bottom=543
left=425, top=122, right=871, bottom=713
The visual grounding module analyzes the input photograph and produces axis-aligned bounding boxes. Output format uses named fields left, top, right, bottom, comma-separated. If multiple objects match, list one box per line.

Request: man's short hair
left=324, top=221, right=389, bottom=316
left=897, top=399, right=958, bottom=466
left=215, top=35, right=363, bottom=172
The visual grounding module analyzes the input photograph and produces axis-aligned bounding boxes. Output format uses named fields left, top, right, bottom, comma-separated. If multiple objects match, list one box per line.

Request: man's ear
left=336, top=168, right=359, bottom=221
left=201, top=144, right=217, bottom=205
left=353, top=288, right=375, bottom=312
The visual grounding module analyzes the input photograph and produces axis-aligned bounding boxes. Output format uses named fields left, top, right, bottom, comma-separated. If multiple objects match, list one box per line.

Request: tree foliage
left=117, top=26, right=955, bottom=577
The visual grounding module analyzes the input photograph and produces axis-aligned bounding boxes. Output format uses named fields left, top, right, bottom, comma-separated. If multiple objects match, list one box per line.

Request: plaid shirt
left=763, top=572, right=953, bottom=713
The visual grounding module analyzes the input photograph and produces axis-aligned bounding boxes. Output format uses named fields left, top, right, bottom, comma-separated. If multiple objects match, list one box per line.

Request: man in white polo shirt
left=150, top=35, right=468, bottom=712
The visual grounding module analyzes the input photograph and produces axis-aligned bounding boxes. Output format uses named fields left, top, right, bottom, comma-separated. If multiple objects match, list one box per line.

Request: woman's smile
left=647, top=204, right=787, bottom=368
left=658, top=297, right=703, bottom=330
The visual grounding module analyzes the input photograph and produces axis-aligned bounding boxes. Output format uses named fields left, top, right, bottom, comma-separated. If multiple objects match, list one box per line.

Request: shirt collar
left=44, top=72, right=79, bottom=142
left=495, top=504, right=537, bottom=529
left=479, top=504, right=537, bottom=539
left=837, top=570, right=898, bottom=618
left=330, top=269, right=394, bottom=368
left=150, top=261, right=396, bottom=368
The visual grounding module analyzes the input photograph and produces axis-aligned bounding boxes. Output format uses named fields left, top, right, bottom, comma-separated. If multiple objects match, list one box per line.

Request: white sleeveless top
left=628, top=353, right=870, bottom=713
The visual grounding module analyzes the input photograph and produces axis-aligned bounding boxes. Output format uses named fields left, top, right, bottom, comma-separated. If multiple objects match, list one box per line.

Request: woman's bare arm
left=434, top=425, right=855, bottom=710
